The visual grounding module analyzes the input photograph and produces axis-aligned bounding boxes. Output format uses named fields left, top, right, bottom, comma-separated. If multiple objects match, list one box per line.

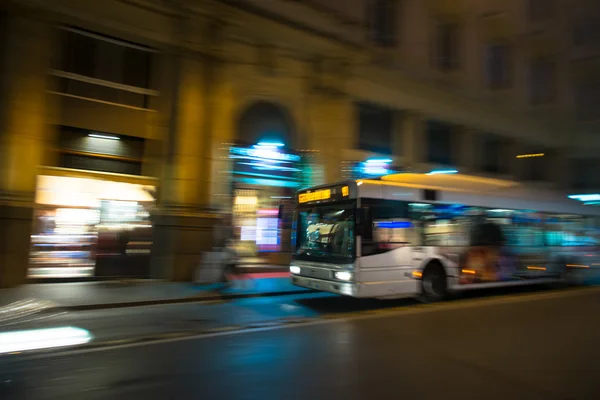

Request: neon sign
left=230, top=143, right=302, bottom=188
left=229, top=146, right=301, bottom=162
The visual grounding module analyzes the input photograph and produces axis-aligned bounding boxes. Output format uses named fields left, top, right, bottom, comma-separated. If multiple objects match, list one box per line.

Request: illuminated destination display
left=297, top=185, right=350, bottom=204
left=298, top=189, right=331, bottom=203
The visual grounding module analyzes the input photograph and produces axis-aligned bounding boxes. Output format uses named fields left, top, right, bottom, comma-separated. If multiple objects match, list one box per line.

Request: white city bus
left=289, top=173, right=600, bottom=301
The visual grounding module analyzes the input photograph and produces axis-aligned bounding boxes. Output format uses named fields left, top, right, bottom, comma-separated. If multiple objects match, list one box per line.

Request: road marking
left=13, top=286, right=600, bottom=360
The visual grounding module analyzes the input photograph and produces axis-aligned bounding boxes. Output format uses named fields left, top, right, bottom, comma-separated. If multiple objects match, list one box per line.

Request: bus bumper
left=291, top=275, right=420, bottom=298
left=291, top=275, right=358, bottom=296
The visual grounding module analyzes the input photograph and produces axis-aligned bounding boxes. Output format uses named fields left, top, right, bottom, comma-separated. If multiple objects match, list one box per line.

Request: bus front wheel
left=419, top=262, right=448, bottom=303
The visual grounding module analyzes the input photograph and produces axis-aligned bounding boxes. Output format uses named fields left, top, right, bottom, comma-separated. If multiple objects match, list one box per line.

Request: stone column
left=150, top=50, right=224, bottom=281
left=400, top=111, right=426, bottom=171
left=148, top=4, right=227, bottom=283
left=455, top=126, right=478, bottom=173
left=391, top=110, right=404, bottom=160
left=549, top=150, right=569, bottom=192
left=207, top=60, right=236, bottom=212
left=306, top=93, right=353, bottom=183
left=507, top=139, right=523, bottom=181
left=0, top=10, right=55, bottom=288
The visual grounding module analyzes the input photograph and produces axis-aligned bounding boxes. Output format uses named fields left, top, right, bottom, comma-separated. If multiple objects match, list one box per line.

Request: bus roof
left=354, top=173, right=600, bottom=216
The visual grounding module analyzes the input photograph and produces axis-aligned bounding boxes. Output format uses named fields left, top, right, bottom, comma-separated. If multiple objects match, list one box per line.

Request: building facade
left=0, top=0, right=598, bottom=287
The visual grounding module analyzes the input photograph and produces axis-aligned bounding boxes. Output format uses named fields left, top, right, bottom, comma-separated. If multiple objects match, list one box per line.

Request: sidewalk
left=0, top=272, right=310, bottom=324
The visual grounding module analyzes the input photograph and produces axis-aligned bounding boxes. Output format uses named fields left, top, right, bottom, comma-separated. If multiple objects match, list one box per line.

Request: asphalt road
left=0, top=284, right=577, bottom=344
left=2, top=286, right=600, bottom=400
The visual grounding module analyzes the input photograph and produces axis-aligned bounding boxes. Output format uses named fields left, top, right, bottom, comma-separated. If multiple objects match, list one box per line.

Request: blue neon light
left=363, top=166, right=391, bottom=175
left=376, top=221, right=413, bottom=229
left=256, top=141, right=285, bottom=148
left=365, top=158, right=393, bottom=164
left=234, top=177, right=299, bottom=188
left=238, top=162, right=300, bottom=172
left=356, top=158, right=394, bottom=177
left=229, top=146, right=301, bottom=162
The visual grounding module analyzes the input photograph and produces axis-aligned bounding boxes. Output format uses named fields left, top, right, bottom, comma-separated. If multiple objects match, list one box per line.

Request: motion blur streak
left=0, top=326, right=92, bottom=354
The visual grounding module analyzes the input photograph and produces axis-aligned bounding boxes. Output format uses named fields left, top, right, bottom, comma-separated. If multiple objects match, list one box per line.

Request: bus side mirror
left=278, top=204, right=284, bottom=220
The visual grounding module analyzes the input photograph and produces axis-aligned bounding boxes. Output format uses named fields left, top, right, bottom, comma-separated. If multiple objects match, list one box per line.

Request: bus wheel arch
left=419, top=259, right=448, bottom=303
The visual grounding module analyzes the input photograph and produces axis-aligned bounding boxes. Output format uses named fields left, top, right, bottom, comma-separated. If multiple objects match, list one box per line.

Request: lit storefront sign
left=230, top=143, right=301, bottom=163
left=229, top=142, right=302, bottom=188
left=30, top=175, right=155, bottom=279
left=229, top=142, right=306, bottom=253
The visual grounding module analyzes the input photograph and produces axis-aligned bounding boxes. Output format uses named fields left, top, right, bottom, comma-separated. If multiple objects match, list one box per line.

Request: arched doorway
left=229, top=101, right=299, bottom=259
left=237, top=100, right=294, bottom=147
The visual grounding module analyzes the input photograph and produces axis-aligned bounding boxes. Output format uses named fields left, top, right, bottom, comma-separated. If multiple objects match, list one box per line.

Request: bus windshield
left=294, top=202, right=356, bottom=262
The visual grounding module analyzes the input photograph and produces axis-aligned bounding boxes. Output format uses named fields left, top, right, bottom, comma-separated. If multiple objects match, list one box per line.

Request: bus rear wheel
left=419, top=263, right=447, bottom=303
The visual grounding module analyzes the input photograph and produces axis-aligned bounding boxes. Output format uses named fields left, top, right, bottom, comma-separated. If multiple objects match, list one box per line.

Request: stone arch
left=236, top=100, right=295, bottom=147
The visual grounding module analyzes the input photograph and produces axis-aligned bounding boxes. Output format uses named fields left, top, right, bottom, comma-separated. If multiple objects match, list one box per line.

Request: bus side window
left=361, top=200, right=412, bottom=255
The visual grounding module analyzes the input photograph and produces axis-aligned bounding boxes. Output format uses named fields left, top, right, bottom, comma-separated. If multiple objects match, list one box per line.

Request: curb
left=25, top=266, right=290, bottom=284
left=52, top=288, right=313, bottom=312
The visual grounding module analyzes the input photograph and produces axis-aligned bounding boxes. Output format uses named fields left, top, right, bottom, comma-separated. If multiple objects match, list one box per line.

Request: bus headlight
left=290, top=266, right=301, bottom=275
left=335, top=271, right=353, bottom=281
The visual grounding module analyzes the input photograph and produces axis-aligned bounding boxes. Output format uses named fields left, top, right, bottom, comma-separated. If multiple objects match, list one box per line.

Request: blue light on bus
left=363, top=166, right=391, bottom=175
left=376, top=221, right=413, bottom=229
left=427, top=169, right=458, bottom=175
left=568, top=194, right=600, bottom=202
left=409, top=203, right=430, bottom=207
left=360, top=158, right=393, bottom=176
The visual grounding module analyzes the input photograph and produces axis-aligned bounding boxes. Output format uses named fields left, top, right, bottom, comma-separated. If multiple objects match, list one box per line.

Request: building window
left=571, top=159, right=596, bottom=190
left=485, top=43, right=512, bottom=90
left=58, top=126, right=145, bottom=175
left=573, top=17, right=600, bottom=46
left=528, top=57, right=556, bottom=105
left=57, top=27, right=155, bottom=109
left=519, top=149, right=547, bottom=181
left=426, top=120, right=454, bottom=166
left=357, top=102, right=394, bottom=154
left=527, top=0, right=554, bottom=22
left=481, top=135, right=507, bottom=174
left=434, top=22, right=460, bottom=71
left=368, top=0, right=397, bottom=47
left=575, top=82, right=600, bottom=121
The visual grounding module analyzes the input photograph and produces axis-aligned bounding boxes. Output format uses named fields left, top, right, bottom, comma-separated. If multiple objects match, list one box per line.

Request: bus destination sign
left=298, top=185, right=350, bottom=204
